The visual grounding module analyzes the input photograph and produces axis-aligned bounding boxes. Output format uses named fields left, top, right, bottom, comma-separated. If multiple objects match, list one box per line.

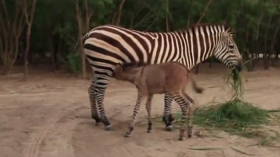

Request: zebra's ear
left=221, top=32, right=233, bottom=40
left=114, top=63, right=123, bottom=68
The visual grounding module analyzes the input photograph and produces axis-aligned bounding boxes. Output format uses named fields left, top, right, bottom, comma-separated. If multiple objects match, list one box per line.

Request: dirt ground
left=0, top=65, right=280, bottom=157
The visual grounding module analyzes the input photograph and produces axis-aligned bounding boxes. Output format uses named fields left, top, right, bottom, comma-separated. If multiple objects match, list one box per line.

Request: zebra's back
left=83, top=25, right=159, bottom=67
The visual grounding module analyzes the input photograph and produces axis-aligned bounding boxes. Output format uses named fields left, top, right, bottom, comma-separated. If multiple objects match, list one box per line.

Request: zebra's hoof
left=165, top=125, right=173, bottom=132
left=104, top=125, right=113, bottom=131
left=178, top=137, right=184, bottom=141
left=124, top=133, right=130, bottom=138
left=147, top=130, right=152, bottom=133
left=188, top=134, right=192, bottom=138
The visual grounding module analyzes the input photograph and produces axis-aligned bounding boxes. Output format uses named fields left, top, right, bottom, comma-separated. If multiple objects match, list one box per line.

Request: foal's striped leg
left=145, top=94, right=154, bottom=133
left=125, top=91, right=145, bottom=137
left=163, top=93, right=175, bottom=131
left=187, top=105, right=194, bottom=138
left=171, top=92, right=192, bottom=141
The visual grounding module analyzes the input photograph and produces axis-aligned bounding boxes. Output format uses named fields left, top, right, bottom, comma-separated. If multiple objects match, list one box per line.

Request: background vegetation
left=1, top=0, right=280, bottom=78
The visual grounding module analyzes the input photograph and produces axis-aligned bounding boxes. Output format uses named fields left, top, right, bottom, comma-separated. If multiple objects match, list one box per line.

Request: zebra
left=83, top=23, right=243, bottom=131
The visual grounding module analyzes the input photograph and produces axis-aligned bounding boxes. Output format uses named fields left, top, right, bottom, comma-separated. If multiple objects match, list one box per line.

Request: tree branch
left=1, top=0, right=10, bottom=28
left=132, top=10, right=154, bottom=29
left=85, top=0, right=93, bottom=31
left=115, top=0, right=126, bottom=26
left=196, top=0, right=215, bottom=24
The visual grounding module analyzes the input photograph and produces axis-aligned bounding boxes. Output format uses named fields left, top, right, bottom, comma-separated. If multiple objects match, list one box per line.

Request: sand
left=0, top=65, right=280, bottom=157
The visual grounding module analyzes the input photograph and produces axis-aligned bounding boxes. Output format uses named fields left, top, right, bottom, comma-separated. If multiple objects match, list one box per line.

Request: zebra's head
left=214, top=32, right=243, bottom=72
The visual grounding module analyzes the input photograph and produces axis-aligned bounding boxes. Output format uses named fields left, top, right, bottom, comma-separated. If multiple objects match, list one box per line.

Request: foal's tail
left=189, top=73, right=204, bottom=94
left=181, top=73, right=204, bottom=104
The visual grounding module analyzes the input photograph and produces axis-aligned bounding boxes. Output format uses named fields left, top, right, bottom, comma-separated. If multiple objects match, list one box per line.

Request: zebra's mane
left=181, top=23, right=235, bottom=35
left=82, top=23, right=235, bottom=43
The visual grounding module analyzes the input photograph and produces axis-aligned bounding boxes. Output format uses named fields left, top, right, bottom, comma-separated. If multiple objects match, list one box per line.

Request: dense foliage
left=0, top=0, right=280, bottom=76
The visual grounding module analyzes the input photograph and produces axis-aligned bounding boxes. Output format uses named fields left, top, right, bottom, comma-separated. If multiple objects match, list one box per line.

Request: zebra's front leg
left=146, top=94, right=154, bottom=133
left=125, top=91, right=144, bottom=137
left=162, top=93, right=175, bottom=131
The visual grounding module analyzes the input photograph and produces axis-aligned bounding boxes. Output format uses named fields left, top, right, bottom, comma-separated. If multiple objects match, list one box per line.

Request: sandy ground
left=0, top=65, right=280, bottom=157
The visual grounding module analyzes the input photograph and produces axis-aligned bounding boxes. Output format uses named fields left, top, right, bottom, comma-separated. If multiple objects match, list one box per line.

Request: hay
left=192, top=98, right=273, bottom=133
left=192, top=69, right=270, bottom=131
left=175, top=69, right=280, bottom=140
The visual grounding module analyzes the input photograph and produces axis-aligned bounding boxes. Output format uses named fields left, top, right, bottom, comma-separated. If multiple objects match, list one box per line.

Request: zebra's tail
left=74, top=32, right=92, bottom=51
left=93, top=70, right=98, bottom=88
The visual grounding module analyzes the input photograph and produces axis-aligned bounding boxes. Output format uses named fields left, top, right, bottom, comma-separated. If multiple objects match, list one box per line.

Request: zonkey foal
left=112, top=62, right=204, bottom=141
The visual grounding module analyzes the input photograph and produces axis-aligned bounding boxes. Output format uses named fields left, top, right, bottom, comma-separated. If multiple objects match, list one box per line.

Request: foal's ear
left=114, top=63, right=123, bottom=71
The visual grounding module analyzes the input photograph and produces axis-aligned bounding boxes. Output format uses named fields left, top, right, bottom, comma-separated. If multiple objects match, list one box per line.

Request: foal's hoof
left=92, top=116, right=101, bottom=125
left=169, top=115, right=175, bottom=122
left=165, top=125, right=173, bottom=132
left=124, top=133, right=131, bottom=138
left=178, top=137, right=184, bottom=141
left=104, top=125, right=113, bottom=131
left=95, top=122, right=101, bottom=126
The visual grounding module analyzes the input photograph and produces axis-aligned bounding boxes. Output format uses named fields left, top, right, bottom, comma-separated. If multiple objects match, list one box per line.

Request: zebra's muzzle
left=235, top=60, right=243, bottom=72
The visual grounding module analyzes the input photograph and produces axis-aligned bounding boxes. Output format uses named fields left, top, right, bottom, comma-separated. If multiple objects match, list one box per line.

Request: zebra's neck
left=179, top=28, right=219, bottom=70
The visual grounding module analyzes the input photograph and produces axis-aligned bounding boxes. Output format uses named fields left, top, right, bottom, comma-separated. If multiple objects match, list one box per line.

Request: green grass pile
left=175, top=69, right=280, bottom=137
left=192, top=98, right=273, bottom=134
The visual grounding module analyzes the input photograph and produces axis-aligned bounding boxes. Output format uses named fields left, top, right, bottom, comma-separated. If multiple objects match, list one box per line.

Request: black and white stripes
left=83, top=24, right=243, bottom=130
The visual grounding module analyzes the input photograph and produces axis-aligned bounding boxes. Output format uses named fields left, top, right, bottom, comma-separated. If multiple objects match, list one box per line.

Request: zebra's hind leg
left=162, top=93, right=175, bottom=131
left=95, top=87, right=112, bottom=131
left=171, top=92, right=189, bottom=141
left=88, top=85, right=101, bottom=125
left=145, top=94, right=154, bottom=133
left=91, top=73, right=113, bottom=131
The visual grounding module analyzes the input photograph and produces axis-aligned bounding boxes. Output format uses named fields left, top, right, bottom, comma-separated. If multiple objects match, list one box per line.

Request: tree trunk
left=0, top=0, right=25, bottom=75
left=263, top=15, right=272, bottom=69
left=196, top=0, right=215, bottom=24
left=165, top=0, right=170, bottom=31
left=195, top=0, right=215, bottom=74
left=24, top=26, right=31, bottom=79
left=75, top=0, right=87, bottom=79
left=48, top=35, right=56, bottom=71
left=23, top=0, right=37, bottom=80
left=186, top=0, right=193, bottom=27
left=270, top=16, right=280, bottom=66
left=53, top=37, right=60, bottom=70
left=115, top=0, right=126, bottom=26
